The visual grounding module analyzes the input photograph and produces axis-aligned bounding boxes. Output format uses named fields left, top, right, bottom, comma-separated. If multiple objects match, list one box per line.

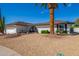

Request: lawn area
left=0, top=33, right=79, bottom=56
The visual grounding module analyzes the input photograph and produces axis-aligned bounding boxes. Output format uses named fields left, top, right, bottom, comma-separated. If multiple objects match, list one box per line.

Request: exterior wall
left=5, top=25, right=28, bottom=34
left=5, top=27, right=71, bottom=34
left=6, top=28, right=17, bottom=34
left=5, top=25, right=37, bottom=34
left=5, top=24, right=75, bottom=34
left=65, top=24, right=70, bottom=34
left=67, top=28, right=70, bottom=34
left=16, top=25, right=28, bottom=33
left=37, top=27, right=70, bottom=34
left=5, top=25, right=17, bottom=34
left=37, top=27, right=79, bottom=34
left=74, top=28, right=79, bottom=33
left=37, top=27, right=57, bottom=33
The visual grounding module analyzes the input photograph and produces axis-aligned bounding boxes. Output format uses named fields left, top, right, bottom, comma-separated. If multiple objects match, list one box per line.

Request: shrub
left=41, top=30, right=50, bottom=34
left=56, top=51, right=64, bottom=56
left=74, top=24, right=79, bottom=28
left=56, top=29, right=60, bottom=33
left=62, top=30, right=67, bottom=34
left=70, top=25, right=75, bottom=28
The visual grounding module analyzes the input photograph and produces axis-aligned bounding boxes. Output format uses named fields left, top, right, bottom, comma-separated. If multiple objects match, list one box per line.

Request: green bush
left=56, top=29, right=67, bottom=34
left=74, top=24, right=79, bottom=28
left=62, top=30, right=67, bottom=34
left=56, top=29, right=60, bottom=33
left=56, top=51, right=64, bottom=56
left=41, top=30, right=50, bottom=34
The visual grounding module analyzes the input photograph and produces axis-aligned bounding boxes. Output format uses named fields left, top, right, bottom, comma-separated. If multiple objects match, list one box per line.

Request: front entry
left=29, top=26, right=38, bottom=33
left=56, top=24, right=67, bottom=33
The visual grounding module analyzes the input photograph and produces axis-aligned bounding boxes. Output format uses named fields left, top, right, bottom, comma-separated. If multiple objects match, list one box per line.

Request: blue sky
left=0, top=3, right=79, bottom=24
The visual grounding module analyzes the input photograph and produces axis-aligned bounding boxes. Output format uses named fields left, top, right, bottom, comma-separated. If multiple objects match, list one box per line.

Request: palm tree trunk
left=48, top=3, right=55, bottom=34
left=49, top=8, right=54, bottom=34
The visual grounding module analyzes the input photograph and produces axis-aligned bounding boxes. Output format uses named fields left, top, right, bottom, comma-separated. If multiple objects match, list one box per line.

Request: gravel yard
left=0, top=33, right=79, bottom=56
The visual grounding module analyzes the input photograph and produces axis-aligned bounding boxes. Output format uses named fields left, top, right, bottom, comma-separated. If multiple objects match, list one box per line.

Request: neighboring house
left=73, top=24, right=79, bottom=33
left=35, top=20, right=75, bottom=34
left=5, top=22, right=38, bottom=34
left=74, top=28, right=79, bottom=33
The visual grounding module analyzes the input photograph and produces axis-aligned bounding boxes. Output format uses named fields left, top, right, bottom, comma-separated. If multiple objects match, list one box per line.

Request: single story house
left=35, top=20, right=75, bottom=34
left=5, top=22, right=38, bottom=34
left=4, top=21, right=79, bottom=34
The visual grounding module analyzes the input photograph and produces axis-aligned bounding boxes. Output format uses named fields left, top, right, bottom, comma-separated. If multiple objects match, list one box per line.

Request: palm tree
left=36, top=3, right=68, bottom=34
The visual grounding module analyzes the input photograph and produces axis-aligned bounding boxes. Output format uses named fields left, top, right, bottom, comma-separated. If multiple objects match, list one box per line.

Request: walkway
left=0, top=46, right=20, bottom=56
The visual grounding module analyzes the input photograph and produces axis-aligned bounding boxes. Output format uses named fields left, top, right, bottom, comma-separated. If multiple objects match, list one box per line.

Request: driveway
left=0, top=46, right=21, bottom=56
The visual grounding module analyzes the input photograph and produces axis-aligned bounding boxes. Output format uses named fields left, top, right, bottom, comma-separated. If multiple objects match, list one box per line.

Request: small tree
left=75, top=18, right=79, bottom=25
left=74, top=18, right=79, bottom=28
left=2, top=16, right=5, bottom=34
left=0, top=17, right=5, bottom=34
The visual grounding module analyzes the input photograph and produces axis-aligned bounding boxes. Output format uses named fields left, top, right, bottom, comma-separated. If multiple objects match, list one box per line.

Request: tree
left=0, top=17, right=5, bottom=34
left=75, top=18, right=79, bottom=25
left=36, top=3, right=68, bottom=34
left=2, top=16, right=5, bottom=34
left=0, top=8, right=5, bottom=34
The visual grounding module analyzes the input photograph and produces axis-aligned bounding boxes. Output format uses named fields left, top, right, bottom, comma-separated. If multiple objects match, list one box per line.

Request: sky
left=0, top=3, right=79, bottom=24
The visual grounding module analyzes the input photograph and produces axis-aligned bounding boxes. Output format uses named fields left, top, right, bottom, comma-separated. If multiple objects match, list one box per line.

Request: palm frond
left=41, top=3, right=47, bottom=9
left=63, top=3, right=71, bottom=7
left=35, top=3, right=39, bottom=6
left=35, top=3, right=47, bottom=9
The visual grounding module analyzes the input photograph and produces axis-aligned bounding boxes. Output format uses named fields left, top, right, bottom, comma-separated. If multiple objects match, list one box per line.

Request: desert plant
left=0, top=17, right=5, bottom=34
left=56, top=51, right=64, bottom=56
left=62, top=30, right=67, bottom=34
left=56, top=29, right=60, bottom=34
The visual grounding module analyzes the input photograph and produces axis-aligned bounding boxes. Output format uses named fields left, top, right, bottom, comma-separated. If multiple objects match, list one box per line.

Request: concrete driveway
left=0, top=46, right=21, bottom=56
